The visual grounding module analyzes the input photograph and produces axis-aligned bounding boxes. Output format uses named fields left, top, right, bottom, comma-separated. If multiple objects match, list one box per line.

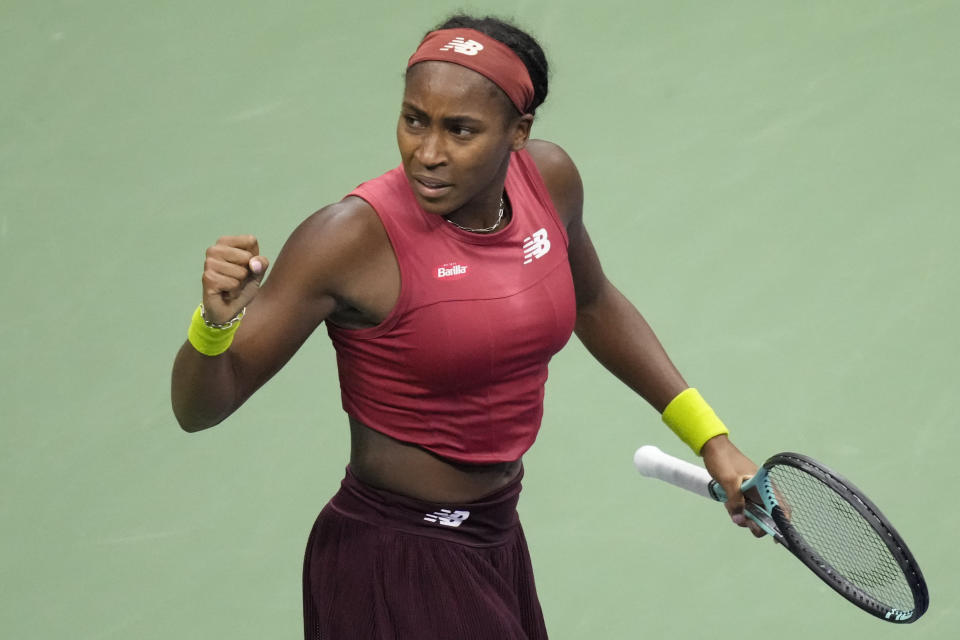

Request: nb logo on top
left=523, top=228, right=551, bottom=264
left=440, top=37, right=484, bottom=56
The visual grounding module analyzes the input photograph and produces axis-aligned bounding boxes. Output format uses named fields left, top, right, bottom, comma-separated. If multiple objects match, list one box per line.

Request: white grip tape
left=633, top=445, right=715, bottom=500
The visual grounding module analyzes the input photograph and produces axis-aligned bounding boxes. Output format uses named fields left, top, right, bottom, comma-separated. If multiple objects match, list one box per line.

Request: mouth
left=412, top=175, right=453, bottom=199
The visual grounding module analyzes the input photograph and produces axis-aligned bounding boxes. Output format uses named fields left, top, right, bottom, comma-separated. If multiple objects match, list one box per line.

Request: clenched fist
left=202, top=235, right=270, bottom=324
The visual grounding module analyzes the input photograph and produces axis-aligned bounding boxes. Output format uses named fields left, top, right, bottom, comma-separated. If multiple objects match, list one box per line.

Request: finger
left=216, top=235, right=260, bottom=254
left=727, top=504, right=747, bottom=527
left=202, top=271, right=243, bottom=297
left=722, top=473, right=753, bottom=527
left=206, top=245, right=254, bottom=267
left=205, top=257, right=250, bottom=281
left=724, top=489, right=746, bottom=522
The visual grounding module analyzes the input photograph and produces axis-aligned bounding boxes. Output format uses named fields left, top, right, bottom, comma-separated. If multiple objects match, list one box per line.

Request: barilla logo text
left=440, top=37, right=484, bottom=56
left=435, top=263, right=470, bottom=280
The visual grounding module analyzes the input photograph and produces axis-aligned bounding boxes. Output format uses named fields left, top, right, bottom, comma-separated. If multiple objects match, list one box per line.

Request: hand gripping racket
left=633, top=445, right=929, bottom=623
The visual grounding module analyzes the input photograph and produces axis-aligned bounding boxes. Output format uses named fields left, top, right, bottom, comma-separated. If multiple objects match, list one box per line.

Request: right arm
left=171, top=199, right=380, bottom=431
left=530, top=139, right=763, bottom=536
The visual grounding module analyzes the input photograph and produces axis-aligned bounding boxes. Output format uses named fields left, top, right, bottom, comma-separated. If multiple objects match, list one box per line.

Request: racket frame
left=634, top=446, right=929, bottom=623
left=757, top=453, right=929, bottom=623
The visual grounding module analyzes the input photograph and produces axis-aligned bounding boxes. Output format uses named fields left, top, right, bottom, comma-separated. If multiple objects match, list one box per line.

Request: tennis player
left=171, top=14, right=762, bottom=639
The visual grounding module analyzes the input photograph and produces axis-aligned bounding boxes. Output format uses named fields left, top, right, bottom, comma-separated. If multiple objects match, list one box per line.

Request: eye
left=403, top=114, right=425, bottom=129
left=449, top=125, right=475, bottom=138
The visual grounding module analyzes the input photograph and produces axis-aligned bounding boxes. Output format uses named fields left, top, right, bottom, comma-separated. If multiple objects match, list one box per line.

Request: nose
left=415, top=129, right=446, bottom=168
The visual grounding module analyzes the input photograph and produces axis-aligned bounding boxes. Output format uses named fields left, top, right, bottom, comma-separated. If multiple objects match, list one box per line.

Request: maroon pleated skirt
left=302, top=467, right=548, bottom=639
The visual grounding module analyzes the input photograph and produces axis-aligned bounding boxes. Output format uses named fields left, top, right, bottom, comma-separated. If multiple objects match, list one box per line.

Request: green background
left=2, top=0, right=957, bottom=637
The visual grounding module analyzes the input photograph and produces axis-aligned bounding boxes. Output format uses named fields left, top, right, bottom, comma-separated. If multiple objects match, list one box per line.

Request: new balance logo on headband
left=439, top=37, right=484, bottom=56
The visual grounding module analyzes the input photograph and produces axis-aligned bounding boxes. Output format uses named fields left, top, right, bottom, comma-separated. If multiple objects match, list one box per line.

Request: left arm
left=527, top=139, right=762, bottom=536
left=527, top=139, right=686, bottom=409
left=568, top=217, right=687, bottom=412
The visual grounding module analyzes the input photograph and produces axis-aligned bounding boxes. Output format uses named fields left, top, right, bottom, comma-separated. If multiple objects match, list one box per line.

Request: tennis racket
left=633, top=445, right=929, bottom=623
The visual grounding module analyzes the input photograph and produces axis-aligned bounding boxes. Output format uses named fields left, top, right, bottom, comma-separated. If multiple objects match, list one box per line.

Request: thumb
left=723, top=474, right=751, bottom=527
left=249, top=256, right=270, bottom=283
left=724, top=474, right=765, bottom=537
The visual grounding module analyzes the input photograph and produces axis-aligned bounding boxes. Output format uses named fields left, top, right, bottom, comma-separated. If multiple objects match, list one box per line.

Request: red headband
left=407, top=28, right=535, bottom=114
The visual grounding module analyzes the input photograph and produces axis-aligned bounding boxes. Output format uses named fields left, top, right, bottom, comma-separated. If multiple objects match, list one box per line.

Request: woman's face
left=397, top=61, right=531, bottom=219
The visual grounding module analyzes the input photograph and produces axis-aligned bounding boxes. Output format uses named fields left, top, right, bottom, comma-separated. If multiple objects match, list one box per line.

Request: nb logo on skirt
left=423, top=509, right=471, bottom=527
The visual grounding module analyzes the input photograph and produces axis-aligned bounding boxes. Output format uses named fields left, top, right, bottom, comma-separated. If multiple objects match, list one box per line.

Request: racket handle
left=633, top=445, right=720, bottom=501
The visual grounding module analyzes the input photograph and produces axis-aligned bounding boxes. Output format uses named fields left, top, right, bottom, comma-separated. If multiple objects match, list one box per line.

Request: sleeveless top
left=326, top=149, right=577, bottom=463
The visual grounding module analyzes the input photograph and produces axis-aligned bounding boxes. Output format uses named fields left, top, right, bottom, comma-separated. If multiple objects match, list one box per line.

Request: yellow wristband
left=187, top=305, right=243, bottom=356
left=661, top=388, right=730, bottom=455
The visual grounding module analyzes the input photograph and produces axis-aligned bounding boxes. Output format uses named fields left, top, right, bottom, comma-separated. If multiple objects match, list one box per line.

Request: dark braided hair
left=431, top=14, right=549, bottom=115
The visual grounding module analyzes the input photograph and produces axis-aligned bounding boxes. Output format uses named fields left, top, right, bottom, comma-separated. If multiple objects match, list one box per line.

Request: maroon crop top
left=326, top=149, right=577, bottom=463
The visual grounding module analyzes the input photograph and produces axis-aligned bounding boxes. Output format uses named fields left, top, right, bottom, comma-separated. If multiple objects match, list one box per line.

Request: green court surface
left=2, top=1, right=958, bottom=637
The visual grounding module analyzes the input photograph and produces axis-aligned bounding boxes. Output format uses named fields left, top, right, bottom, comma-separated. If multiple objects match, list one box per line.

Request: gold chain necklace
left=445, top=196, right=505, bottom=233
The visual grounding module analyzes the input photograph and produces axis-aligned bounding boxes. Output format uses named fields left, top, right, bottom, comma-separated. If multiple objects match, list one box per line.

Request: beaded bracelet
left=186, top=304, right=245, bottom=356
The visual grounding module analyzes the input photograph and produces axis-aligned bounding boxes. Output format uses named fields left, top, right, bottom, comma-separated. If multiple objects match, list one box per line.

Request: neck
left=445, top=194, right=506, bottom=233
left=441, top=151, right=513, bottom=232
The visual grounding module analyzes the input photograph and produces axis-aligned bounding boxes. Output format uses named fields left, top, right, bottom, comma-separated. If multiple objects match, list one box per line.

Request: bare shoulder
left=266, top=195, right=390, bottom=298
left=525, top=139, right=577, bottom=176
left=290, top=196, right=384, bottom=251
left=524, top=139, right=584, bottom=226
left=283, top=196, right=385, bottom=262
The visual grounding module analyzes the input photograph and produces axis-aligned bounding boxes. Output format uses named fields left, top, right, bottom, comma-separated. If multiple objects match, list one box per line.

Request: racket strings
left=768, top=466, right=916, bottom=612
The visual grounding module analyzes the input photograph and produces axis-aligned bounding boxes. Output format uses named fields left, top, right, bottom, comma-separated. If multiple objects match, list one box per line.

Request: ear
left=510, top=114, right=534, bottom=151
